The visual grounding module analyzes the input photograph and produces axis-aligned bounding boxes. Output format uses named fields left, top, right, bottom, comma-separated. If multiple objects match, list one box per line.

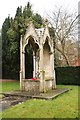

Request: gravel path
left=0, top=96, right=30, bottom=112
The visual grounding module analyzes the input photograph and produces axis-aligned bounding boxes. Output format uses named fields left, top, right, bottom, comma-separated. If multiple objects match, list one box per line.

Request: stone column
left=37, top=50, right=40, bottom=78
left=50, top=53, right=54, bottom=77
left=53, top=70, right=56, bottom=89
left=22, top=51, right=25, bottom=79
left=35, top=51, right=39, bottom=78
left=39, top=44, right=44, bottom=92
left=20, top=50, right=26, bottom=91
left=33, top=51, right=36, bottom=78
left=20, top=35, right=23, bottom=91
left=49, top=53, right=53, bottom=89
left=52, top=52, right=56, bottom=89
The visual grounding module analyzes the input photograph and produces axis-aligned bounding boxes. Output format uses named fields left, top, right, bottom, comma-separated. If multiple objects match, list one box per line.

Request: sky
left=0, top=0, right=80, bottom=29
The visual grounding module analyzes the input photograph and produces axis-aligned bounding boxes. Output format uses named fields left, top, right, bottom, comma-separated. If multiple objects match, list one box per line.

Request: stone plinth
left=24, top=79, right=40, bottom=93
left=23, top=79, right=54, bottom=93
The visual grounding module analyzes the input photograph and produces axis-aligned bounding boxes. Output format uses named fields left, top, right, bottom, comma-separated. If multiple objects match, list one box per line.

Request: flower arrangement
left=31, top=78, right=39, bottom=80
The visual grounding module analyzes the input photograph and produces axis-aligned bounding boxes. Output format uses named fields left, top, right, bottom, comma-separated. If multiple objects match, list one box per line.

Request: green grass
left=0, top=81, right=20, bottom=92
left=0, top=82, right=79, bottom=118
left=0, top=81, right=19, bottom=98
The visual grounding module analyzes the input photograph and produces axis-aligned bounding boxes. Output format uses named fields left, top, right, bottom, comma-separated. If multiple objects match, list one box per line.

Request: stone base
left=23, top=79, right=55, bottom=92
left=24, top=79, right=40, bottom=93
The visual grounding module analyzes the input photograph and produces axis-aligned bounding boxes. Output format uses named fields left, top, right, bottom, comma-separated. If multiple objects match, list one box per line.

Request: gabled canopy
left=21, top=20, right=53, bottom=53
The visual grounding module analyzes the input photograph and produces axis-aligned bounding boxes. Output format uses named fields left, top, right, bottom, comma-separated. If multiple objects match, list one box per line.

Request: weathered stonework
left=20, top=20, right=56, bottom=92
left=24, top=79, right=40, bottom=93
left=23, top=79, right=55, bottom=93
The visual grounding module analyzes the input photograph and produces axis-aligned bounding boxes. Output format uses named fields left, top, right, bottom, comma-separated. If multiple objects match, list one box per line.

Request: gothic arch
left=23, top=36, right=40, bottom=79
left=43, top=40, right=51, bottom=78
left=43, top=36, right=52, bottom=53
left=23, top=35, right=40, bottom=52
left=23, top=21, right=39, bottom=47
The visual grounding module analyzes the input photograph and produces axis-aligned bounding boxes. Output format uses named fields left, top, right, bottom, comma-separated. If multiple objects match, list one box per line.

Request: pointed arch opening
left=24, top=36, right=40, bottom=79
left=43, top=40, right=51, bottom=78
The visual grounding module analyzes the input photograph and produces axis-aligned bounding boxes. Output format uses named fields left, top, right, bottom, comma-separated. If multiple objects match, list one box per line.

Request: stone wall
left=23, top=79, right=53, bottom=92
left=24, top=79, right=40, bottom=93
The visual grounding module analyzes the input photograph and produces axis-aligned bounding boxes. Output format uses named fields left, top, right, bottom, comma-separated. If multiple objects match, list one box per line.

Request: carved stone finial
left=45, top=19, right=48, bottom=26
left=29, top=17, right=32, bottom=21
left=45, top=19, right=48, bottom=22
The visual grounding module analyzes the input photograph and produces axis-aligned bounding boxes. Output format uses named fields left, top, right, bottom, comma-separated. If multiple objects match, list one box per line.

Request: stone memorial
left=20, top=20, right=56, bottom=92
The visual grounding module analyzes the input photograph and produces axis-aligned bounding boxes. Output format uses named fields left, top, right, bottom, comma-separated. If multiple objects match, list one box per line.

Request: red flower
left=31, top=78, right=37, bottom=80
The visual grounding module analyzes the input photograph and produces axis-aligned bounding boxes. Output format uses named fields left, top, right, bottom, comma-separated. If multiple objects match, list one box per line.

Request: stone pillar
left=22, top=51, right=25, bottom=79
left=53, top=70, right=56, bottom=89
left=37, top=50, right=40, bottom=78
left=39, top=44, right=44, bottom=92
left=50, top=53, right=54, bottom=77
left=20, top=35, right=22, bottom=90
left=33, top=51, right=36, bottom=78
left=51, top=52, right=56, bottom=89
left=21, top=51, right=25, bottom=91
left=20, top=70, right=22, bottom=90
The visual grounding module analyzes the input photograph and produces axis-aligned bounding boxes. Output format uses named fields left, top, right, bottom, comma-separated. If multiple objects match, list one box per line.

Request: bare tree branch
left=47, top=7, right=79, bottom=66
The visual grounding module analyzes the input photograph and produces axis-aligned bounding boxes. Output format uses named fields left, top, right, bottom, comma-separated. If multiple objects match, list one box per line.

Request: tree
left=33, top=13, right=43, bottom=28
left=23, top=2, right=33, bottom=19
left=47, top=7, right=78, bottom=66
left=2, top=2, right=44, bottom=79
left=2, top=16, right=13, bottom=78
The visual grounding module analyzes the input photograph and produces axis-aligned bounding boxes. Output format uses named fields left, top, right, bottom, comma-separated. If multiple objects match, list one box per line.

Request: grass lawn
left=0, top=82, right=79, bottom=118
left=0, top=81, right=20, bottom=98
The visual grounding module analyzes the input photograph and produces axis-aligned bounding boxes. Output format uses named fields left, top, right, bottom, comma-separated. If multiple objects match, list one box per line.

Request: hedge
left=55, top=66, right=80, bottom=85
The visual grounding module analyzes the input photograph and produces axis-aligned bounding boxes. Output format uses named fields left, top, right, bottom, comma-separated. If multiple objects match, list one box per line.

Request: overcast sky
left=0, top=0, right=80, bottom=29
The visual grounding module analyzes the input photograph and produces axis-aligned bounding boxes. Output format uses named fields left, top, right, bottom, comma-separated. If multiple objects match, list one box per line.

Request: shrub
left=55, top=66, right=80, bottom=85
